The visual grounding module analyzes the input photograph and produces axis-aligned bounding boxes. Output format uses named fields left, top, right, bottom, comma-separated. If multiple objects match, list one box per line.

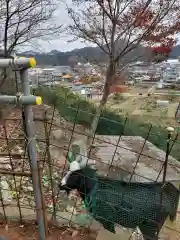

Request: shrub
left=168, top=90, right=178, bottom=102
left=34, top=86, right=180, bottom=161
left=113, top=93, right=125, bottom=101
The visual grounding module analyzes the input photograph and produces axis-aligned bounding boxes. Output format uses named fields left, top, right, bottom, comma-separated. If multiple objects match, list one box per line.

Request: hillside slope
left=20, top=44, right=180, bottom=66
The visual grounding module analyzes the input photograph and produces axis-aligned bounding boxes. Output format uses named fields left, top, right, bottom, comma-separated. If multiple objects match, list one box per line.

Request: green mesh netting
left=84, top=174, right=179, bottom=239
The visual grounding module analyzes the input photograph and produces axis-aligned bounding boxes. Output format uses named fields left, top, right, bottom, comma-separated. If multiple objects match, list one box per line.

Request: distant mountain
left=21, top=50, right=40, bottom=55
left=19, top=44, right=180, bottom=66
left=19, top=46, right=106, bottom=66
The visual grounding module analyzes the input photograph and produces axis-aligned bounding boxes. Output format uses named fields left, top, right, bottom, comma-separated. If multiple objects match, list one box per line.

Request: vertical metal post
left=158, top=126, right=174, bottom=236
left=38, top=166, right=48, bottom=238
left=20, top=68, right=46, bottom=240
left=162, top=127, right=174, bottom=184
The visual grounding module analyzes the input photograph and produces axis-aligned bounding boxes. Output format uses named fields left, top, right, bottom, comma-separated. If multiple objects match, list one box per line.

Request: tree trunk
left=87, top=61, right=115, bottom=149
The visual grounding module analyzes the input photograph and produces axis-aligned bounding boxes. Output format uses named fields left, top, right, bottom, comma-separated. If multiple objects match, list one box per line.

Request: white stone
left=166, top=127, right=174, bottom=132
left=0, top=178, right=12, bottom=202
left=52, top=129, right=64, bottom=141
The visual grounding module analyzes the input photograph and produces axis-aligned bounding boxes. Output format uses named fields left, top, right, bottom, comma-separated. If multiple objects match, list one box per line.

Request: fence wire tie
left=27, top=137, right=35, bottom=146
left=161, top=183, right=166, bottom=189
left=10, top=56, right=15, bottom=70
left=11, top=57, right=21, bottom=70
left=16, top=92, right=23, bottom=106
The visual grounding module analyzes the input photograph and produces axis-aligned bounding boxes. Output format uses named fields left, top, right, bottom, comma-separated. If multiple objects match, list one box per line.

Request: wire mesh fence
left=0, top=68, right=180, bottom=240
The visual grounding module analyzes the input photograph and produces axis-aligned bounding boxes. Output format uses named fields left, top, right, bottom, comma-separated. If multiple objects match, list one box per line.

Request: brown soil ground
left=0, top=221, right=97, bottom=240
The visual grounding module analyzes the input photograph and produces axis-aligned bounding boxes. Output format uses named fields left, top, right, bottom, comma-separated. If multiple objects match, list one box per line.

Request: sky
left=28, top=0, right=93, bottom=53
left=36, top=38, right=94, bottom=53
left=26, top=1, right=180, bottom=53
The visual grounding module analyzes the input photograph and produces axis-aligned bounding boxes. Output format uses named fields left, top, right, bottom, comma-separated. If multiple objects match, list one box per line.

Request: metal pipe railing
left=0, top=57, right=46, bottom=240
left=0, top=57, right=36, bottom=69
left=0, top=95, right=42, bottom=105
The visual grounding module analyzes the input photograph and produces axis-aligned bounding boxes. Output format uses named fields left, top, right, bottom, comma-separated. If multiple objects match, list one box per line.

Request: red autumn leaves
left=131, top=7, right=154, bottom=28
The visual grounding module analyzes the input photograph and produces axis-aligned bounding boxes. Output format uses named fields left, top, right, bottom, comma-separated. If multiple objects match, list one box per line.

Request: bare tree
left=0, top=0, right=63, bottom=56
left=66, top=0, right=180, bottom=147
left=0, top=0, right=63, bottom=93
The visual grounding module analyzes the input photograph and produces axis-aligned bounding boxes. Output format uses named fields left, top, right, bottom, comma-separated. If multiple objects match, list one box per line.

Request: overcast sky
left=28, top=0, right=94, bottom=53
left=27, top=1, right=179, bottom=53
left=35, top=38, right=92, bottom=53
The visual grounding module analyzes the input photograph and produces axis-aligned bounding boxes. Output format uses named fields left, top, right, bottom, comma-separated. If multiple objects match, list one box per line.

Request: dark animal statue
left=59, top=163, right=180, bottom=240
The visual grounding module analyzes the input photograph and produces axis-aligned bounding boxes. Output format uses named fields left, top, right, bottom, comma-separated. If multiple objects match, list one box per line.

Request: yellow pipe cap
left=36, top=96, right=42, bottom=105
left=29, top=57, right=36, bottom=68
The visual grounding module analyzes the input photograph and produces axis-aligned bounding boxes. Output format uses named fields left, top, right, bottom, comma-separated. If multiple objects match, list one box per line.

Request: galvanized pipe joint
left=0, top=57, right=36, bottom=69
left=0, top=95, right=42, bottom=105
left=0, top=57, right=42, bottom=105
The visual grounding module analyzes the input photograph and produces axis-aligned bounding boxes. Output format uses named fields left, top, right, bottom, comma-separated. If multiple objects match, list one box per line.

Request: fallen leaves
left=0, top=221, right=97, bottom=240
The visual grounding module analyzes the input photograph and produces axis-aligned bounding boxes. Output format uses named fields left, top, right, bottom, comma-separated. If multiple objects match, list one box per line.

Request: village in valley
left=27, top=57, right=180, bottom=127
